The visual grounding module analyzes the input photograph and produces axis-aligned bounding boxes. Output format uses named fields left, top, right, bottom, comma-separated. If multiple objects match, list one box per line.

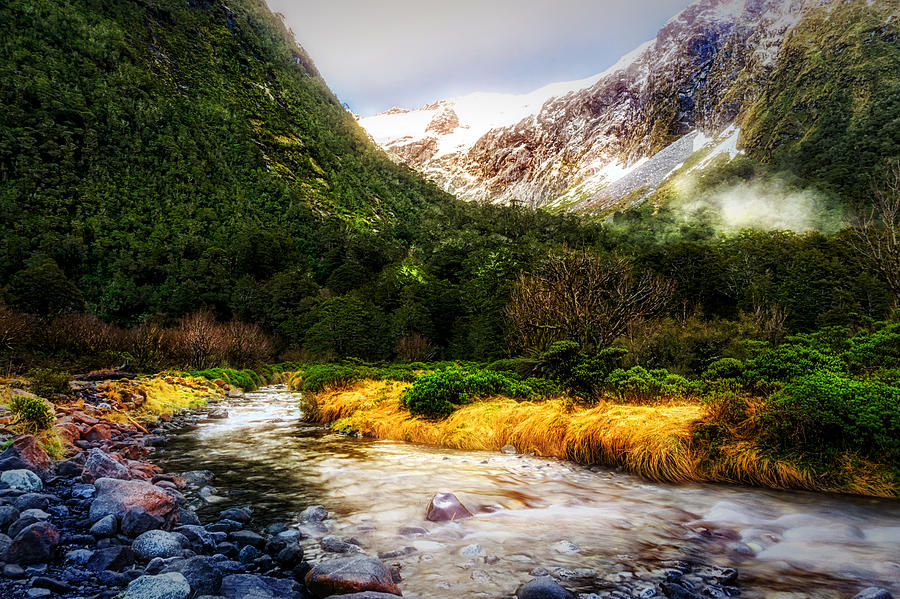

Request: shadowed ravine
left=157, top=386, right=900, bottom=599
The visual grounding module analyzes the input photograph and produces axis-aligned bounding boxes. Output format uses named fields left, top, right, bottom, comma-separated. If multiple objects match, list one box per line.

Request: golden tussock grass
left=100, top=375, right=223, bottom=424
left=306, top=380, right=704, bottom=483
left=304, top=380, right=897, bottom=497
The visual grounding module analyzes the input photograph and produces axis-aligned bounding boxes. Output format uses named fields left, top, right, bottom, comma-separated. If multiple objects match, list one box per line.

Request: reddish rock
left=82, top=448, right=131, bottom=483
left=71, top=412, right=99, bottom=426
left=425, top=492, right=472, bottom=522
left=6, top=521, right=60, bottom=564
left=0, top=435, right=51, bottom=477
left=305, top=556, right=401, bottom=598
left=83, top=424, right=112, bottom=442
left=89, top=477, right=177, bottom=523
left=55, top=423, right=82, bottom=445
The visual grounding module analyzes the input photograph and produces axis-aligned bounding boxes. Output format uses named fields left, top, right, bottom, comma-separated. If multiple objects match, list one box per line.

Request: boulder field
left=0, top=395, right=413, bottom=599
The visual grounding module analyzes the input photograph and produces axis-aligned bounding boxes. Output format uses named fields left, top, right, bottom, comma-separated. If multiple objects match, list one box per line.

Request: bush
left=745, top=344, right=843, bottom=385
left=486, top=357, right=536, bottom=378
left=7, top=395, right=55, bottom=431
left=187, top=368, right=261, bottom=391
left=400, top=366, right=535, bottom=419
left=301, top=364, right=361, bottom=393
left=604, top=366, right=697, bottom=402
left=702, top=358, right=745, bottom=381
left=27, top=368, right=70, bottom=399
left=534, top=341, right=627, bottom=397
left=763, top=371, right=900, bottom=462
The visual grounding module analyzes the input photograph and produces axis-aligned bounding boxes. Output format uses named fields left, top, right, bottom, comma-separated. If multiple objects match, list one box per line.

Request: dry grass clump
left=305, top=380, right=897, bottom=497
left=306, top=380, right=704, bottom=483
left=99, top=375, right=223, bottom=423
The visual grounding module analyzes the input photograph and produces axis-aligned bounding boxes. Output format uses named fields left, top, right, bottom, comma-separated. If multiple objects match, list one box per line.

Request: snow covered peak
left=358, top=0, right=816, bottom=209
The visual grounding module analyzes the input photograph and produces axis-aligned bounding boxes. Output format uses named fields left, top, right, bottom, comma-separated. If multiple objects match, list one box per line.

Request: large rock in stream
left=425, top=492, right=472, bottom=522
left=0, top=435, right=51, bottom=477
left=305, top=556, right=401, bottom=598
left=516, top=576, right=576, bottom=599
left=89, top=478, right=177, bottom=523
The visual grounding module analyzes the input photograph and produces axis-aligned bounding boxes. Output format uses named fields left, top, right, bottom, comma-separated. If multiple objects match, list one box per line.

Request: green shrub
left=400, top=366, right=535, bottom=419
left=186, top=368, right=261, bottom=391
left=604, top=366, right=697, bottom=402
left=702, top=358, right=745, bottom=381
left=523, top=377, right=561, bottom=398
left=486, top=357, right=536, bottom=378
left=535, top=341, right=627, bottom=397
left=8, top=395, right=54, bottom=431
left=763, top=371, right=900, bottom=462
left=301, top=364, right=361, bottom=393
left=745, top=344, right=843, bottom=385
left=26, top=368, right=70, bottom=399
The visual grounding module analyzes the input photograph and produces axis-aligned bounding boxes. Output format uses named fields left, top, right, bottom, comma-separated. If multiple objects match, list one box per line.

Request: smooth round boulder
left=124, top=572, right=191, bottom=599
left=6, top=521, right=59, bottom=565
left=425, top=492, right=472, bottom=522
left=305, top=556, right=401, bottom=598
left=89, top=478, right=176, bottom=523
left=516, top=576, right=576, bottom=599
left=133, top=530, right=185, bottom=560
left=853, top=589, right=894, bottom=599
left=1, top=469, right=43, bottom=492
left=207, top=408, right=228, bottom=419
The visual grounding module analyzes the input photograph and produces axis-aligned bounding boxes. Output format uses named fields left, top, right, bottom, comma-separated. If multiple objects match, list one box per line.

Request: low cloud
left=675, top=178, right=844, bottom=234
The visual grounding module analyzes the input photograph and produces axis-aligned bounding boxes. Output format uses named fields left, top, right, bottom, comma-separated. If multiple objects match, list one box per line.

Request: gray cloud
left=266, top=0, right=695, bottom=115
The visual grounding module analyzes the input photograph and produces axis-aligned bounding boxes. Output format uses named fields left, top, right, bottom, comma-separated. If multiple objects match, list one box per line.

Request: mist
left=674, top=177, right=845, bottom=235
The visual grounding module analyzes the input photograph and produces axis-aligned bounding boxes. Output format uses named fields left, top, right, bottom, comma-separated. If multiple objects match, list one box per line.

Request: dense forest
left=1, top=0, right=898, bottom=375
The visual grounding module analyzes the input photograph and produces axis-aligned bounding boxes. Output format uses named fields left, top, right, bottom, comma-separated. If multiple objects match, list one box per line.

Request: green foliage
left=4, top=257, right=84, bottom=316
left=763, top=371, right=900, bottom=464
left=300, top=364, right=362, bottom=393
left=187, top=368, right=261, bottom=391
left=26, top=368, right=71, bottom=399
left=702, top=358, right=745, bottom=381
left=535, top=341, right=628, bottom=397
left=400, top=366, right=535, bottom=419
left=741, top=1, right=900, bottom=202
left=604, top=366, right=697, bottom=402
left=7, top=396, right=55, bottom=431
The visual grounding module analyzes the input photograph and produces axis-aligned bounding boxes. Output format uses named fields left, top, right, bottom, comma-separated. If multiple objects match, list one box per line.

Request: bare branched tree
left=176, top=310, right=220, bottom=369
left=849, top=160, right=900, bottom=308
left=506, top=249, right=674, bottom=353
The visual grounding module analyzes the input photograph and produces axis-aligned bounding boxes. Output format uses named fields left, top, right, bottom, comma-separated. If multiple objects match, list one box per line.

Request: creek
left=158, top=385, right=900, bottom=599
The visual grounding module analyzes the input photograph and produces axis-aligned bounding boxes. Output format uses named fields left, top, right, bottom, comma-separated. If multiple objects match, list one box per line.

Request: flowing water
left=158, top=386, right=900, bottom=599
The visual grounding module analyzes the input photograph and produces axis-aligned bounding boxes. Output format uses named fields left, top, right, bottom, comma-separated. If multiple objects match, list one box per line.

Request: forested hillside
left=0, top=0, right=450, bottom=320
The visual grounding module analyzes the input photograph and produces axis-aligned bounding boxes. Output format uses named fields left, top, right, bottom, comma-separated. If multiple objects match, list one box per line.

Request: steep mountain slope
left=359, top=0, right=899, bottom=211
left=0, top=0, right=451, bottom=319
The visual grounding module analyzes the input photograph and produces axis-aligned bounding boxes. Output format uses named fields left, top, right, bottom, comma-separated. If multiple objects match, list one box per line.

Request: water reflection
left=158, top=386, right=900, bottom=599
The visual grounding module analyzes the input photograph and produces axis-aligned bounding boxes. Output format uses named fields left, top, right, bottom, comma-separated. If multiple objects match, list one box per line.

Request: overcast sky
left=265, top=0, right=695, bottom=116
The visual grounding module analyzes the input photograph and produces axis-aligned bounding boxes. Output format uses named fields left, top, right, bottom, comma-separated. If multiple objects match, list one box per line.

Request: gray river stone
left=133, top=530, right=186, bottom=560
left=124, top=572, right=191, bottom=599
left=516, top=576, right=576, bottom=599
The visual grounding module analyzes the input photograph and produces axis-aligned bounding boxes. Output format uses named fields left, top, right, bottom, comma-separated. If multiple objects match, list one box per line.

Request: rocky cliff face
left=359, top=0, right=881, bottom=212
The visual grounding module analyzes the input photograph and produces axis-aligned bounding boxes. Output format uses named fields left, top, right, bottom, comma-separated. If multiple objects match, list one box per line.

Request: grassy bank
left=301, top=378, right=897, bottom=498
